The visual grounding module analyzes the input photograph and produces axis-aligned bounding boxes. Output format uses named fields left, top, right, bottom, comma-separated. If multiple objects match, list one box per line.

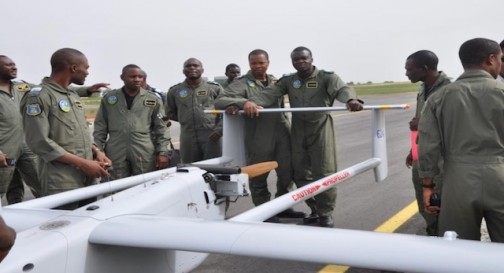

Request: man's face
left=183, top=59, right=203, bottom=80
left=71, top=56, right=89, bottom=85
left=121, top=67, right=144, bottom=91
left=0, top=56, right=17, bottom=80
left=225, top=67, right=241, bottom=81
left=405, top=58, right=426, bottom=83
left=249, top=54, right=269, bottom=78
left=500, top=49, right=504, bottom=78
left=291, top=50, right=313, bottom=74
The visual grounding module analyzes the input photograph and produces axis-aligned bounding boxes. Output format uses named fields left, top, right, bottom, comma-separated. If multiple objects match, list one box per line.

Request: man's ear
left=70, top=64, right=77, bottom=73
left=486, top=54, right=498, bottom=66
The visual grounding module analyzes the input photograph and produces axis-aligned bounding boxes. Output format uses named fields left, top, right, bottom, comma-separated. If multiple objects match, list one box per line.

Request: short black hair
left=248, top=49, right=269, bottom=60
left=225, top=63, right=240, bottom=73
left=122, top=64, right=141, bottom=75
left=292, top=46, right=312, bottom=57
left=50, top=48, right=85, bottom=72
left=407, top=50, right=439, bottom=70
left=500, top=39, right=504, bottom=50
left=459, top=38, right=501, bottom=66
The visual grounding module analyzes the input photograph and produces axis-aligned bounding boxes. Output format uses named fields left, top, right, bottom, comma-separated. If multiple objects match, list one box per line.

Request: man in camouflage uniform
left=21, top=48, right=110, bottom=207
left=419, top=38, right=504, bottom=241
left=215, top=49, right=305, bottom=222
left=93, top=64, right=169, bottom=180
left=248, top=47, right=363, bottom=227
left=166, top=58, right=223, bottom=163
left=404, top=50, right=451, bottom=236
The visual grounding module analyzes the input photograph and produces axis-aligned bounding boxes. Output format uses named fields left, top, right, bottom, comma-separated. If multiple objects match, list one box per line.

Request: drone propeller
left=240, top=161, right=278, bottom=179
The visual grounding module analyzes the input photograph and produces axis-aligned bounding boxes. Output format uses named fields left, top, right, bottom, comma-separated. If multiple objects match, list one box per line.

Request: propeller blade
left=240, top=161, right=278, bottom=178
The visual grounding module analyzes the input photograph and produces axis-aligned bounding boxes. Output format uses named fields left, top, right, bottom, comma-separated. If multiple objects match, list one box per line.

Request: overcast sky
left=2, top=0, right=502, bottom=90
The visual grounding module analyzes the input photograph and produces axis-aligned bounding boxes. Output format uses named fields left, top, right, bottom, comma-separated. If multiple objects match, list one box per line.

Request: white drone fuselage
left=2, top=167, right=236, bottom=273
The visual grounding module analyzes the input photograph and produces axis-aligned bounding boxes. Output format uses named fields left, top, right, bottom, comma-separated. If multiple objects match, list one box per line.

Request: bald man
left=21, top=48, right=111, bottom=208
left=165, top=58, right=223, bottom=163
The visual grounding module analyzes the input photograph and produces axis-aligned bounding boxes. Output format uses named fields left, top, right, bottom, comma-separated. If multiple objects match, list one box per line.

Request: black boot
left=277, top=208, right=306, bottom=218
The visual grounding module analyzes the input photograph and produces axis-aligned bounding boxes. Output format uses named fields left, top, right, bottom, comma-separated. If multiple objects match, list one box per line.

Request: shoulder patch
left=236, top=75, right=246, bottom=80
left=26, top=103, right=42, bottom=116
left=322, top=70, right=334, bottom=74
left=14, top=82, right=31, bottom=92
left=207, top=81, right=220, bottom=86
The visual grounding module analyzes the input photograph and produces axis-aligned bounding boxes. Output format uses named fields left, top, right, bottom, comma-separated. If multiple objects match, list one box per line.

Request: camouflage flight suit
left=410, top=71, right=451, bottom=236
left=93, top=88, right=168, bottom=180
left=21, top=77, right=94, bottom=196
left=419, top=70, right=504, bottom=241
left=166, top=80, right=223, bottom=163
left=254, top=67, right=360, bottom=217
left=214, top=71, right=293, bottom=206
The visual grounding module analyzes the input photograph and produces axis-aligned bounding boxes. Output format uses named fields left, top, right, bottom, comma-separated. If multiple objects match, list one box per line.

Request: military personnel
left=166, top=58, right=223, bottom=163
left=404, top=50, right=451, bottom=236
left=0, top=55, right=109, bottom=204
left=93, top=64, right=169, bottom=180
left=215, top=49, right=304, bottom=222
left=419, top=38, right=504, bottom=241
left=21, top=48, right=111, bottom=208
left=246, top=47, right=363, bottom=227
left=221, top=63, right=241, bottom=89
left=0, top=55, right=41, bottom=202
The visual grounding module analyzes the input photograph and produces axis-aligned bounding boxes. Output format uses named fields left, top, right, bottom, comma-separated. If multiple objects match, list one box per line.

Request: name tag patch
left=306, top=81, right=318, bottom=88
left=144, top=99, right=156, bottom=107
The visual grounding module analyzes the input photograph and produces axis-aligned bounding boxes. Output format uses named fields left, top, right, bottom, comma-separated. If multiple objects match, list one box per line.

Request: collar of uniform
left=139, top=87, right=148, bottom=97
left=42, top=77, right=70, bottom=94
left=183, top=79, right=204, bottom=89
left=244, top=71, right=276, bottom=85
left=457, top=69, right=496, bottom=81
left=294, top=66, right=320, bottom=80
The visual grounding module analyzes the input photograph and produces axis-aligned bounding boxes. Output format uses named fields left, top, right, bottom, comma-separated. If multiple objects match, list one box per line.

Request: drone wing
left=88, top=215, right=504, bottom=273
